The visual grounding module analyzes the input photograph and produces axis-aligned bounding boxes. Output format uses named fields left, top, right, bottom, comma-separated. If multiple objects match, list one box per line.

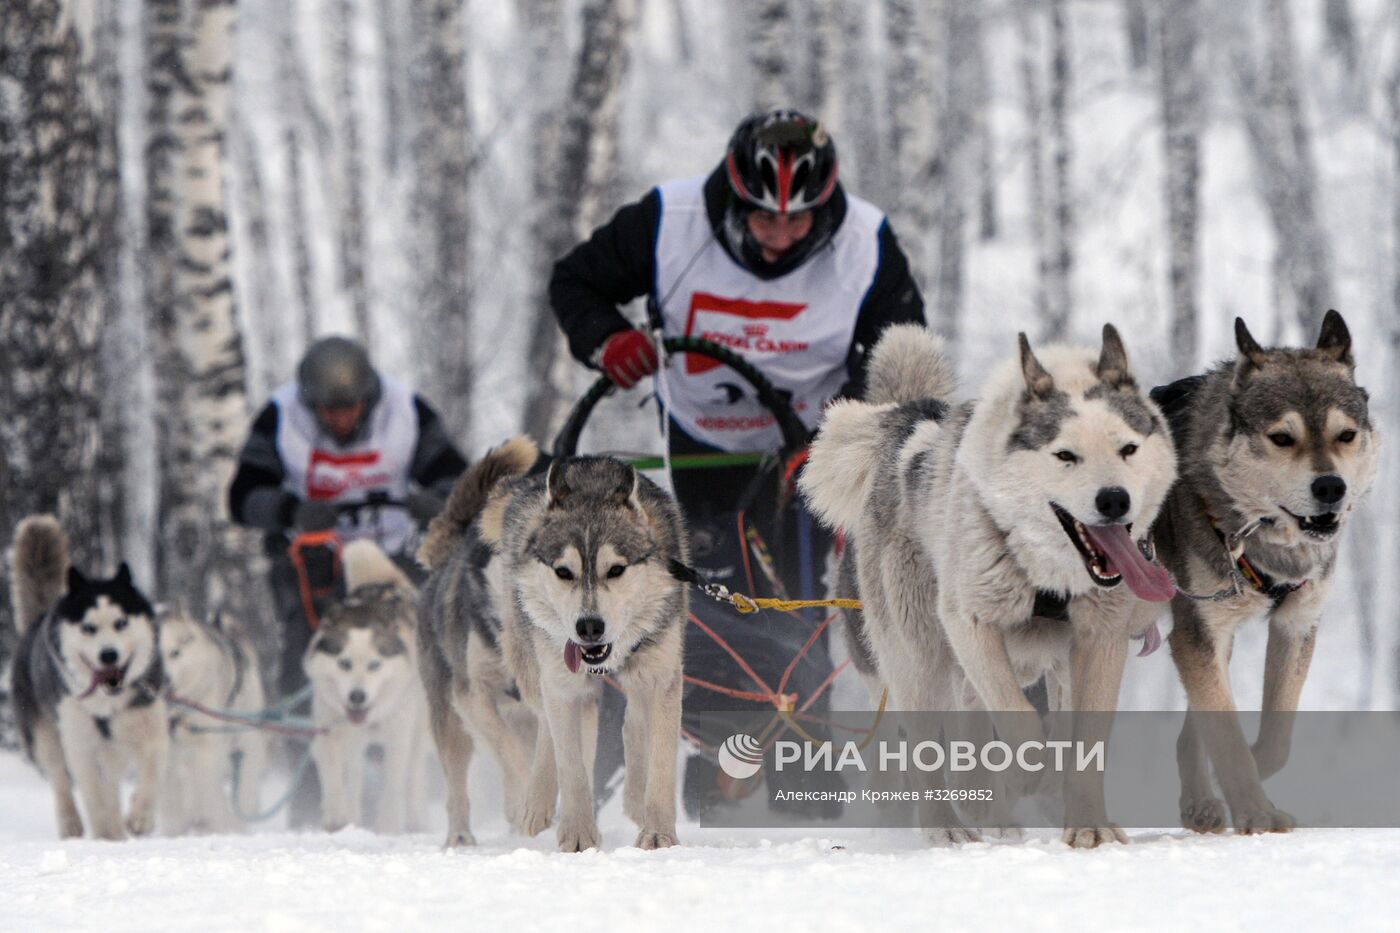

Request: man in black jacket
left=228, top=336, right=465, bottom=823
left=551, top=109, right=925, bottom=814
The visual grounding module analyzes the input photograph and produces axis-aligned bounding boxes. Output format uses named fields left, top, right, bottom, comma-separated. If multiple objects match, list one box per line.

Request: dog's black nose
left=1311, top=474, right=1346, bottom=505
left=99, top=648, right=119, bottom=667
left=348, top=688, right=366, bottom=706
left=1095, top=487, right=1131, bottom=521
left=575, top=616, right=606, bottom=643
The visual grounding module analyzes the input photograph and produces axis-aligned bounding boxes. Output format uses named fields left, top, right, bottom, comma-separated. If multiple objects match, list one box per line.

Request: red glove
left=597, top=329, right=659, bottom=389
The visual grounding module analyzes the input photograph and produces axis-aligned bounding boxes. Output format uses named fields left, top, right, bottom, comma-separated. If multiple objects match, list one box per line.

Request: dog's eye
left=1119, top=443, right=1138, bottom=459
left=1054, top=450, right=1079, bottom=464
left=606, top=564, right=627, bottom=580
left=554, top=566, right=575, bottom=581
left=1338, top=429, right=1357, bottom=444
left=81, top=623, right=97, bottom=636
left=368, top=660, right=381, bottom=672
left=168, top=649, right=181, bottom=660
left=1268, top=433, right=1295, bottom=448
left=114, top=617, right=128, bottom=631
left=337, top=659, right=352, bottom=671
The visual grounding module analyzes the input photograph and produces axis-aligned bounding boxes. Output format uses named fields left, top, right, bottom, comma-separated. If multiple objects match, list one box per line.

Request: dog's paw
left=634, top=829, right=678, bottom=850
left=58, top=811, right=84, bottom=839
left=94, top=822, right=127, bottom=842
left=556, top=818, right=601, bottom=853
left=1233, top=802, right=1295, bottom=835
left=1180, top=797, right=1228, bottom=834
left=444, top=830, right=477, bottom=848
left=125, top=806, right=156, bottom=838
left=1062, top=825, right=1128, bottom=849
left=323, top=817, right=349, bottom=834
left=923, top=826, right=981, bottom=846
left=517, top=799, right=554, bottom=837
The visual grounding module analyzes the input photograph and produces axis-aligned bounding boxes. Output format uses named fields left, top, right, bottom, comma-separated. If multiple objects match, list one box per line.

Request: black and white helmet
left=297, top=336, right=381, bottom=410
left=724, top=109, right=839, bottom=214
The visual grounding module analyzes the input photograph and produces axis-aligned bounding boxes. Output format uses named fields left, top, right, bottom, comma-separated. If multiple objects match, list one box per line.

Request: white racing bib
left=271, top=376, right=419, bottom=555
left=653, top=176, right=883, bottom=451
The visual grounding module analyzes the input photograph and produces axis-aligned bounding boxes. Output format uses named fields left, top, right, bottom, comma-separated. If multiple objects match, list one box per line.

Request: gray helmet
left=297, top=336, right=381, bottom=410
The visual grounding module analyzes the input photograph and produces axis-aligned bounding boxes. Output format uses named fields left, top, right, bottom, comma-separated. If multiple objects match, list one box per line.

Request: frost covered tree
left=329, top=0, right=371, bottom=339
left=1017, top=0, right=1050, bottom=325
left=408, top=0, right=474, bottom=439
left=884, top=0, right=936, bottom=290
left=1157, top=0, right=1203, bottom=368
left=749, top=0, right=800, bottom=110
left=521, top=0, right=636, bottom=441
left=1225, top=0, right=1334, bottom=338
left=1044, top=0, right=1075, bottom=341
left=930, top=0, right=980, bottom=346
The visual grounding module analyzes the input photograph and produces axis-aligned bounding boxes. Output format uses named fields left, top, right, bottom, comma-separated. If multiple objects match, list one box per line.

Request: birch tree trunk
left=1044, top=0, right=1075, bottom=341
left=972, top=7, right=997, bottom=241
left=1123, top=0, right=1150, bottom=71
left=931, top=0, right=981, bottom=347
left=884, top=0, right=936, bottom=290
left=154, top=0, right=256, bottom=620
left=0, top=0, right=114, bottom=667
left=329, top=0, right=371, bottom=339
left=833, top=2, right=885, bottom=200
left=277, top=17, right=321, bottom=344
left=521, top=0, right=636, bottom=442
left=1018, top=0, right=1050, bottom=326
left=408, top=0, right=474, bottom=439
left=1157, top=0, right=1203, bottom=369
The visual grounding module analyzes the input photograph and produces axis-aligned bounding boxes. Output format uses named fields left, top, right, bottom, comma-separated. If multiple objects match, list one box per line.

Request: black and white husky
left=9, top=515, right=168, bottom=839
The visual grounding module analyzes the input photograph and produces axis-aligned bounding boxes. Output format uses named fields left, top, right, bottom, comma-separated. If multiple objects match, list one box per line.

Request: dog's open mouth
left=564, top=641, right=612, bottom=674
left=1050, top=503, right=1175, bottom=602
left=1282, top=508, right=1341, bottom=540
left=346, top=705, right=369, bottom=725
left=85, top=661, right=129, bottom=695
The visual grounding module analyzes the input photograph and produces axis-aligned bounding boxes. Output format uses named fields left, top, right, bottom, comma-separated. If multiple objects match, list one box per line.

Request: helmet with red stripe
left=724, top=109, right=838, bottom=214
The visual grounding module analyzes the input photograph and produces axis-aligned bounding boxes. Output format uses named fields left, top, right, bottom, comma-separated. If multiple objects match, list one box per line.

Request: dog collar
left=1205, top=512, right=1308, bottom=605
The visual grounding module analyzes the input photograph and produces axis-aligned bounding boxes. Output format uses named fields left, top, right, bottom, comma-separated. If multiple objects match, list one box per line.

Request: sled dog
left=801, top=324, right=1178, bottom=847
left=416, top=436, right=541, bottom=847
left=1151, top=311, right=1378, bottom=835
left=419, top=438, right=688, bottom=851
left=158, top=605, right=269, bottom=833
left=304, top=540, right=431, bottom=833
left=8, top=515, right=168, bottom=839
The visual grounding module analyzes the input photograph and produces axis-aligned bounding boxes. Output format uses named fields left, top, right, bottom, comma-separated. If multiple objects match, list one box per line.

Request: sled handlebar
left=553, top=337, right=810, bottom=459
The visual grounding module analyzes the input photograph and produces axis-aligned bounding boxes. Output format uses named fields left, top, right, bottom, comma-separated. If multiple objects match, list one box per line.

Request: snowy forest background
left=3, top=0, right=1399, bottom=723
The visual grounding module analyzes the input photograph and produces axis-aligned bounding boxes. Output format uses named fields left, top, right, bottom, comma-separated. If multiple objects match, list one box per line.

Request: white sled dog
left=418, top=438, right=689, bottom=852
left=1151, top=311, right=1378, bottom=834
left=8, top=515, right=168, bottom=839
left=158, top=605, right=269, bottom=833
left=801, top=324, right=1178, bottom=847
left=304, top=540, right=431, bottom=833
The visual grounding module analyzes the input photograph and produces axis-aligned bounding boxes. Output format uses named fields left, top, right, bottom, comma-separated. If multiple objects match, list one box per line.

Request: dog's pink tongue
left=1137, top=621, right=1162, bottom=657
left=1084, top=524, right=1176, bottom=602
left=565, top=640, right=582, bottom=674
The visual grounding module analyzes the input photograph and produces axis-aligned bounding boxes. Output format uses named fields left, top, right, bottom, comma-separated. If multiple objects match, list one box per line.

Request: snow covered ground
left=3, top=752, right=1396, bottom=932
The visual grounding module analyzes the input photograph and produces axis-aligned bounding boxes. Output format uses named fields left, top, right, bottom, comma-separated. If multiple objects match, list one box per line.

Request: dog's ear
left=1018, top=333, right=1055, bottom=399
left=546, top=458, right=572, bottom=508
left=1095, top=324, right=1134, bottom=388
left=67, top=566, right=89, bottom=591
left=611, top=465, right=641, bottom=509
left=1315, top=309, right=1353, bottom=366
left=1233, top=318, right=1268, bottom=380
left=114, top=562, right=133, bottom=588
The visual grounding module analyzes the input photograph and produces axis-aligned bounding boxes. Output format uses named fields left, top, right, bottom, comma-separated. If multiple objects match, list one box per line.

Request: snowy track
left=3, top=754, right=1395, bottom=932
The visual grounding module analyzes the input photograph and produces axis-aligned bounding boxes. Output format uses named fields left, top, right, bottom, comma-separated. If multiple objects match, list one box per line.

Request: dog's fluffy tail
left=416, top=435, right=539, bottom=570
left=799, top=400, right=894, bottom=533
left=864, top=324, right=956, bottom=405
left=9, top=514, right=70, bottom=632
left=342, top=540, right=417, bottom=594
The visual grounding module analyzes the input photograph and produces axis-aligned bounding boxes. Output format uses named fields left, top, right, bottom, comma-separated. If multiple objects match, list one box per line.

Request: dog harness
left=1208, top=515, right=1308, bottom=607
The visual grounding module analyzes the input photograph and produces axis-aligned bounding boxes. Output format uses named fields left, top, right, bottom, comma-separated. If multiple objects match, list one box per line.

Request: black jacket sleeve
left=836, top=220, right=928, bottom=401
left=409, top=397, right=468, bottom=497
left=228, top=403, right=296, bottom=532
left=548, top=189, right=662, bottom=366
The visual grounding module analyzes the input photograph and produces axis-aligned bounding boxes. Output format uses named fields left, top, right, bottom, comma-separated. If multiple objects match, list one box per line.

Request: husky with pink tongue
left=801, top=323, right=1178, bottom=848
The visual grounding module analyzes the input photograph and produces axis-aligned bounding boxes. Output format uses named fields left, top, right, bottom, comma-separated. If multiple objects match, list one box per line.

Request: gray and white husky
left=801, top=324, right=1178, bottom=847
left=304, top=540, right=431, bottom=834
left=418, top=438, right=688, bottom=852
left=1151, top=311, right=1378, bottom=835
left=158, top=605, right=268, bottom=834
left=8, top=515, right=168, bottom=840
